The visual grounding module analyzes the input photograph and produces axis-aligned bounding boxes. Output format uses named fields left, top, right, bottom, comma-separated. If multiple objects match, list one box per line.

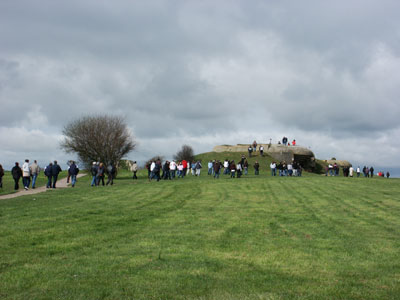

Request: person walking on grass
left=106, top=162, right=116, bottom=186
left=177, top=162, right=183, bottom=178
left=131, top=161, right=138, bottom=180
left=252, top=140, right=257, bottom=152
left=223, top=159, right=229, bottom=175
left=90, top=162, right=98, bottom=186
left=69, top=161, right=79, bottom=187
left=12, top=162, right=22, bottom=190
left=195, top=161, right=202, bottom=176
left=208, top=161, right=213, bottom=175
left=163, top=161, right=171, bottom=180
left=44, top=162, right=53, bottom=188
left=51, top=161, right=62, bottom=188
left=0, top=164, right=4, bottom=188
left=214, top=160, right=221, bottom=179
left=30, top=160, right=40, bottom=189
left=236, top=161, right=242, bottom=178
left=254, top=161, right=260, bottom=175
left=97, top=162, right=105, bottom=186
left=230, top=160, right=236, bottom=178
left=170, top=160, right=176, bottom=179
left=270, top=161, right=277, bottom=176
left=22, top=159, right=30, bottom=190
left=181, top=160, right=187, bottom=178
left=243, top=159, right=249, bottom=175
left=248, top=145, right=253, bottom=157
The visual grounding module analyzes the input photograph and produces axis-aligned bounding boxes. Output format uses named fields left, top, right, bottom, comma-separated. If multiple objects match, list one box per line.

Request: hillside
left=195, top=151, right=326, bottom=175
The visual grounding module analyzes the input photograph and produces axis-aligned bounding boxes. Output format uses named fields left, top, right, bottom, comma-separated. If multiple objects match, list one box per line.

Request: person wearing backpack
left=51, top=161, right=62, bottom=188
left=69, top=161, right=79, bottom=187
left=44, top=162, right=53, bottom=188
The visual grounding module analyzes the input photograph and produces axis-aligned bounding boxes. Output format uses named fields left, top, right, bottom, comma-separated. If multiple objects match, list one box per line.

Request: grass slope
left=0, top=167, right=399, bottom=299
left=196, top=151, right=326, bottom=175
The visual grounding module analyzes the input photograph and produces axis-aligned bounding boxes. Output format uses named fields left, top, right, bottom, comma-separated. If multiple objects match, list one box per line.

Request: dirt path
left=0, top=174, right=87, bottom=200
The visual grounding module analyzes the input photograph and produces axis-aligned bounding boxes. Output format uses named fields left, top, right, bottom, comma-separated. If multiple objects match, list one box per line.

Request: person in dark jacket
left=96, top=162, right=105, bottom=186
left=11, top=162, right=22, bottom=190
left=0, top=164, right=4, bottom=188
left=69, top=161, right=79, bottom=187
left=51, top=161, right=62, bottom=188
left=370, top=166, right=374, bottom=178
left=230, top=160, right=236, bottom=178
left=90, top=162, right=98, bottom=186
left=153, top=160, right=161, bottom=181
left=254, top=161, right=260, bottom=175
left=106, top=163, right=116, bottom=186
left=162, top=161, right=171, bottom=180
left=44, top=162, right=53, bottom=188
left=213, top=160, right=221, bottom=179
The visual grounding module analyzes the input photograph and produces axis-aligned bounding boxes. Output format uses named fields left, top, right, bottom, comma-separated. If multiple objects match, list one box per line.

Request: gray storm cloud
left=1, top=0, right=400, bottom=169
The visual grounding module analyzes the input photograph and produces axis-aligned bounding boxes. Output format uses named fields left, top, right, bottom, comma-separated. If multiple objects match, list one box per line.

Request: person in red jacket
left=292, top=139, right=296, bottom=146
left=182, top=160, right=187, bottom=178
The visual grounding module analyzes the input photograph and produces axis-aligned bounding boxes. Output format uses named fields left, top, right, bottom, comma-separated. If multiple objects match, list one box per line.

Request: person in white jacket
left=22, top=159, right=30, bottom=190
left=169, top=160, right=177, bottom=178
left=349, top=166, right=354, bottom=177
left=130, top=161, right=138, bottom=180
left=270, top=162, right=277, bottom=176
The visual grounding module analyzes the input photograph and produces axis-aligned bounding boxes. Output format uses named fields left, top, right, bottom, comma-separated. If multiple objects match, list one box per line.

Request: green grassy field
left=0, top=153, right=399, bottom=299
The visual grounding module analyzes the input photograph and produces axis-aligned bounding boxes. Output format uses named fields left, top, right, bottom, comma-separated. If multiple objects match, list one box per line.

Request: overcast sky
left=1, top=0, right=400, bottom=170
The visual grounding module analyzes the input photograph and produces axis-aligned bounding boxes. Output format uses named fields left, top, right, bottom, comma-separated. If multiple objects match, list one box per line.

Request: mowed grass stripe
left=0, top=170, right=400, bottom=299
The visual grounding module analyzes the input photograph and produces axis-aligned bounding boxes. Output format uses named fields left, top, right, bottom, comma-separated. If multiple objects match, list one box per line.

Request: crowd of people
left=325, top=164, right=390, bottom=178
left=142, top=155, right=306, bottom=181
left=0, top=149, right=393, bottom=191
left=90, top=162, right=117, bottom=186
left=144, top=159, right=203, bottom=181
left=0, top=160, right=64, bottom=191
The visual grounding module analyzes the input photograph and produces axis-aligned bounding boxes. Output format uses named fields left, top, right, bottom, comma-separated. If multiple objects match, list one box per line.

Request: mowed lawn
left=0, top=170, right=399, bottom=299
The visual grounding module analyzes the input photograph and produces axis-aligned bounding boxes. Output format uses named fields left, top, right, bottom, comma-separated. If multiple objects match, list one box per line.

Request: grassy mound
left=195, top=151, right=325, bottom=175
left=0, top=170, right=399, bottom=299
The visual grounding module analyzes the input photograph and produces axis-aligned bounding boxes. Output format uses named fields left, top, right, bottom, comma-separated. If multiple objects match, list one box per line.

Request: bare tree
left=174, top=145, right=194, bottom=162
left=61, top=115, right=136, bottom=168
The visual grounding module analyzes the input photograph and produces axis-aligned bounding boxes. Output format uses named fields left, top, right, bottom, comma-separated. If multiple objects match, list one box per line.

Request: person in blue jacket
left=51, top=161, right=62, bottom=188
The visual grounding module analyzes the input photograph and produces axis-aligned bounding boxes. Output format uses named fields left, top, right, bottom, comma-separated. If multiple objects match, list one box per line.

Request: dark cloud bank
left=1, top=0, right=400, bottom=173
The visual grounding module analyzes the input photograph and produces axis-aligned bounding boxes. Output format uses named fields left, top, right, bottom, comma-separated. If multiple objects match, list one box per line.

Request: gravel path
left=0, top=173, right=87, bottom=200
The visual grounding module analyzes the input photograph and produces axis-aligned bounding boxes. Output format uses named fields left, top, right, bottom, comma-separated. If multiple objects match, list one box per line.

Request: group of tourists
left=278, top=136, right=296, bottom=146
left=248, top=141, right=266, bottom=157
left=90, top=161, right=117, bottom=186
left=326, top=164, right=390, bottom=178
left=0, top=147, right=393, bottom=191
left=2, top=160, right=63, bottom=191
left=140, top=155, right=305, bottom=181
left=145, top=159, right=203, bottom=181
